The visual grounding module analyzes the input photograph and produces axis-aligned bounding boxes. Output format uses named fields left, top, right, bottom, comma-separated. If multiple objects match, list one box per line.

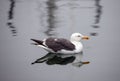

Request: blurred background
left=0, top=0, right=120, bottom=81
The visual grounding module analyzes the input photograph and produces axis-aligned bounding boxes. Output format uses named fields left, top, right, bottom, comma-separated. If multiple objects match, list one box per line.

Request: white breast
left=72, top=41, right=83, bottom=53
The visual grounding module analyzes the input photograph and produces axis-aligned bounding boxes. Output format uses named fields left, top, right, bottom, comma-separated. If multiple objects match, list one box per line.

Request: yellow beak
left=82, top=36, right=89, bottom=40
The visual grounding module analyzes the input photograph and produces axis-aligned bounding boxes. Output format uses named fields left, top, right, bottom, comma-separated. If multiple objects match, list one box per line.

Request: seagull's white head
left=70, top=33, right=89, bottom=42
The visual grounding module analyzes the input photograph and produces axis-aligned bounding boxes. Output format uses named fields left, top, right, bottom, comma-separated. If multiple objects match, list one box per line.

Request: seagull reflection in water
left=31, top=52, right=89, bottom=67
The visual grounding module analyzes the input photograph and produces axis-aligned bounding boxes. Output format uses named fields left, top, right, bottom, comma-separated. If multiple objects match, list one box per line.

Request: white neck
left=71, top=41, right=82, bottom=45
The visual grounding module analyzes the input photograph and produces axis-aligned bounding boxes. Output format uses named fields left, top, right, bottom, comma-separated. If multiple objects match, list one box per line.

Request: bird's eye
left=77, top=35, right=80, bottom=37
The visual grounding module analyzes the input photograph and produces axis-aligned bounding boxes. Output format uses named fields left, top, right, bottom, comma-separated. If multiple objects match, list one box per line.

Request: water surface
left=0, top=0, right=120, bottom=81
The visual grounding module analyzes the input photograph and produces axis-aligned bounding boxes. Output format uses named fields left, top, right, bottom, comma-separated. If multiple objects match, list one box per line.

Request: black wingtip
left=31, top=62, right=35, bottom=65
left=30, top=39, right=37, bottom=45
left=30, top=39, right=43, bottom=45
left=31, top=39, right=39, bottom=42
left=31, top=39, right=35, bottom=41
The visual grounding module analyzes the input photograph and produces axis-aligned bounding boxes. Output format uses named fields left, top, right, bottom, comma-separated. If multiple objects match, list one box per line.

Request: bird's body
left=31, top=33, right=89, bottom=54
left=31, top=38, right=83, bottom=54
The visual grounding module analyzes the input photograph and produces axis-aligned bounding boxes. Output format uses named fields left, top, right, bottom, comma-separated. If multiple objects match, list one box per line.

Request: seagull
left=31, top=33, right=89, bottom=54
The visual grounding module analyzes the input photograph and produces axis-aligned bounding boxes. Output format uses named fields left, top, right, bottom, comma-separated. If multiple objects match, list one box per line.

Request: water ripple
left=7, top=0, right=17, bottom=36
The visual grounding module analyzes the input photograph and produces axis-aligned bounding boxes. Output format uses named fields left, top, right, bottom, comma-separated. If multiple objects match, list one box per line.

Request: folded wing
left=45, top=38, right=75, bottom=52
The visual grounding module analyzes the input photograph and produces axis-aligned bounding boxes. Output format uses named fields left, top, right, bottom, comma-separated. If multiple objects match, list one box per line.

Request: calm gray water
left=0, top=0, right=120, bottom=81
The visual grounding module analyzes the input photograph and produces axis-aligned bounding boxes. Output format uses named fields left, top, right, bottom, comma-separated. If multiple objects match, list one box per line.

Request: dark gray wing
left=45, top=38, right=75, bottom=52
